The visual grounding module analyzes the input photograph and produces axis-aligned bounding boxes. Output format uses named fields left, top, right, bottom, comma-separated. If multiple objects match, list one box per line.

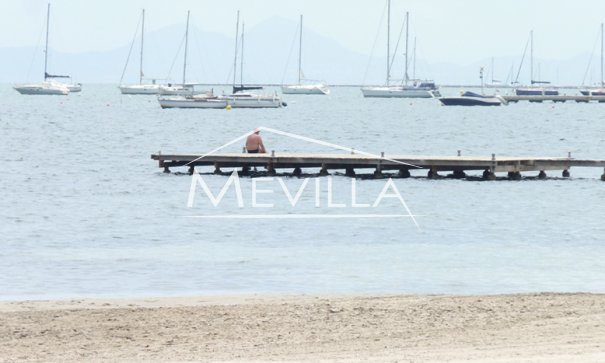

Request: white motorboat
left=14, top=4, right=81, bottom=95
left=438, top=91, right=506, bottom=106
left=360, top=5, right=438, bottom=98
left=281, top=15, right=330, bottom=95
left=438, top=68, right=507, bottom=106
left=13, top=81, right=69, bottom=95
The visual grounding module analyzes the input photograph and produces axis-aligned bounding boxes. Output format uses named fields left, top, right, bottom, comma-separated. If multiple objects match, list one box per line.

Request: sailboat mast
left=139, top=9, right=145, bottom=84
left=44, top=3, right=50, bottom=80
left=298, top=15, right=303, bottom=84
left=530, top=30, right=534, bottom=84
left=413, top=36, right=416, bottom=80
left=601, top=23, right=605, bottom=86
left=182, top=10, right=190, bottom=85
left=240, top=23, right=245, bottom=86
left=386, top=0, right=390, bottom=85
left=404, top=11, right=409, bottom=84
left=232, top=11, right=240, bottom=87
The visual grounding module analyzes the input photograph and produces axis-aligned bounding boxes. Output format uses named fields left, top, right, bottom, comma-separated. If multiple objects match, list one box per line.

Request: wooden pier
left=503, top=95, right=605, bottom=103
left=151, top=152, right=605, bottom=180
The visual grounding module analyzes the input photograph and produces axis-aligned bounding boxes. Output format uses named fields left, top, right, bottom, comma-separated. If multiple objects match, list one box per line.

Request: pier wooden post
left=345, top=167, right=356, bottom=177
left=452, top=169, right=466, bottom=179
left=563, top=152, right=571, bottom=177
left=428, top=166, right=440, bottom=179
left=292, top=167, right=302, bottom=177
left=508, top=171, right=521, bottom=180
left=483, top=154, right=496, bottom=180
left=374, top=152, right=384, bottom=178
left=213, top=163, right=221, bottom=175
left=483, top=168, right=495, bottom=180
left=267, top=163, right=276, bottom=176
left=319, top=163, right=329, bottom=176
left=163, top=166, right=171, bottom=173
left=538, top=170, right=546, bottom=179
left=601, top=168, right=605, bottom=181
left=267, top=150, right=276, bottom=176
left=188, top=165, right=195, bottom=175
left=398, top=168, right=411, bottom=178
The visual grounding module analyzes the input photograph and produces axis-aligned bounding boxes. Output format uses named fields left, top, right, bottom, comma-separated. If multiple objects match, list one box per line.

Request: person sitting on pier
left=245, top=128, right=266, bottom=153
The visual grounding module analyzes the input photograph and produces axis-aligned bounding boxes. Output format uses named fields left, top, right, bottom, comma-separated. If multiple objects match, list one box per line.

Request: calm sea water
left=1, top=84, right=604, bottom=300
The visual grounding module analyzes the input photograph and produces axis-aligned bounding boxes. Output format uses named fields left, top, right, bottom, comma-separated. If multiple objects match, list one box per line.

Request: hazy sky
left=1, top=0, right=604, bottom=65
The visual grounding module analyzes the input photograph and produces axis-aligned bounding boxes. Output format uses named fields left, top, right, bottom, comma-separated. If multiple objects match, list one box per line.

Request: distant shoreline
left=2, top=292, right=604, bottom=362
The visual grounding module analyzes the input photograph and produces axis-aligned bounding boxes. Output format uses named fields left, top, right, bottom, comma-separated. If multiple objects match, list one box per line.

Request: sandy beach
left=1, top=293, right=604, bottom=362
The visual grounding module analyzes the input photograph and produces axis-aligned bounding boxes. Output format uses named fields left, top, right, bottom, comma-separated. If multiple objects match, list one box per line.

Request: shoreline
left=2, top=292, right=604, bottom=362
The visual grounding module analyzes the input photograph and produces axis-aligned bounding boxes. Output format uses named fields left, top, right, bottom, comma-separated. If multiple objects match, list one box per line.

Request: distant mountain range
left=1, top=16, right=600, bottom=86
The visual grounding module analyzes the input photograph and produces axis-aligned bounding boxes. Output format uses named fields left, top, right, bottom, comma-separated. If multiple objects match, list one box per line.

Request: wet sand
left=1, top=293, right=604, bottom=362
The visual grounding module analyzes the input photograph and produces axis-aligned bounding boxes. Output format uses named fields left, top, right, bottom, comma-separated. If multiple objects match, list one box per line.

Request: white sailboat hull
left=159, top=96, right=227, bottom=109
left=226, top=94, right=284, bottom=108
left=159, top=93, right=285, bottom=109
left=119, top=84, right=161, bottom=95
left=361, top=86, right=435, bottom=98
left=281, top=84, right=330, bottom=95
left=13, top=82, right=69, bottom=95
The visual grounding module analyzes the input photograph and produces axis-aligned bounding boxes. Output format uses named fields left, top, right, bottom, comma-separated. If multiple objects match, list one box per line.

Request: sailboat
left=281, top=15, right=330, bottom=95
left=158, top=11, right=195, bottom=96
left=119, top=9, right=161, bottom=95
left=485, top=57, right=505, bottom=88
left=14, top=3, right=81, bottom=95
left=231, top=20, right=263, bottom=94
left=361, top=4, right=438, bottom=98
left=158, top=11, right=284, bottom=109
left=513, top=30, right=558, bottom=96
left=580, top=23, right=605, bottom=96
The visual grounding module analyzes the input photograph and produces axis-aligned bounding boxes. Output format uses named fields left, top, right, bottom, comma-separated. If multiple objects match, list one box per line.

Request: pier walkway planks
left=151, top=152, right=605, bottom=180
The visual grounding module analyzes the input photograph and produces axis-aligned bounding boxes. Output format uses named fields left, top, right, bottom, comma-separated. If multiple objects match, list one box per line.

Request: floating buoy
left=225, top=105, right=232, bottom=110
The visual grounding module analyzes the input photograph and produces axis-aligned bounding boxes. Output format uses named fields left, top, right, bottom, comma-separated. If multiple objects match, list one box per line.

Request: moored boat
left=281, top=15, right=330, bottom=95
left=14, top=4, right=81, bottom=95
left=158, top=92, right=285, bottom=109
left=360, top=6, right=439, bottom=98
left=118, top=9, right=164, bottom=95
left=282, top=83, right=330, bottom=95
left=361, top=81, right=439, bottom=98
left=438, top=91, right=506, bottom=106
left=13, top=81, right=69, bottom=95
left=513, top=30, right=558, bottom=96
left=119, top=84, right=161, bottom=95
